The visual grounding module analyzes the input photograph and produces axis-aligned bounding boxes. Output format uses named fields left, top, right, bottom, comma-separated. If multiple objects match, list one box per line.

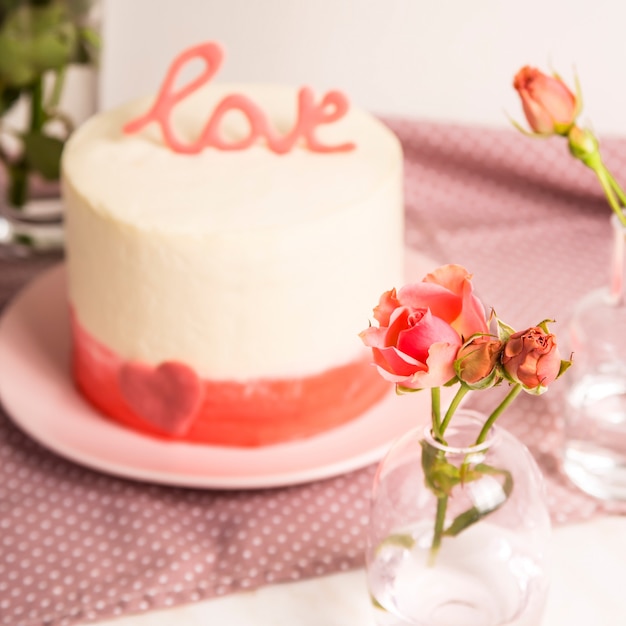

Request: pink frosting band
left=71, top=312, right=388, bottom=447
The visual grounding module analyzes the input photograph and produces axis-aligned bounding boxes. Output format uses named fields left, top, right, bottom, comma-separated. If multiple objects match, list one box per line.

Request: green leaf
left=370, top=594, right=388, bottom=611
left=443, top=463, right=514, bottom=537
left=495, top=317, right=516, bottom=342
left=73, top=25, right=100, bottom=64
left=28, top=5, right=79, bottom=73
left=443, top=507, right=483, bottom=536
left=376, top=532, right=416, bottom=553
left=421, top=441, right=461, bottom=497
left=395, top=384, right=422, bottom=395
left=0, top=3, right=79, bottom=87
left=536, top=318, right=556, bottom=334
left=558, top=358, right=573, bottom=378
left=21, top=131, right=64, bottom=180
left=0, top=34, right=38, bottom=86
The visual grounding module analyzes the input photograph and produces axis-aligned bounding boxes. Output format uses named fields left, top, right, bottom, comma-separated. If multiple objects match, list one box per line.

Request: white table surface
left=93, top=515, right=626, bottom=626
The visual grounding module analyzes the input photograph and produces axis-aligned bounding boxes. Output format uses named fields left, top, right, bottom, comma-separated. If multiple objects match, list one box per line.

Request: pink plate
left=0, top=262, right=445, bottom=489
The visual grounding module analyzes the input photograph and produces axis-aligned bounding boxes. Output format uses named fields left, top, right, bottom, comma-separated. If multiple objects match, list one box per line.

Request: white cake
left=62, top=81, right=404, bottom=446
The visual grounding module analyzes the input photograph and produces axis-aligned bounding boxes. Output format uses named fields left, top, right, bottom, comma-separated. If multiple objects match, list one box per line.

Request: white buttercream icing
left=62, top=84, right=404, bottom=379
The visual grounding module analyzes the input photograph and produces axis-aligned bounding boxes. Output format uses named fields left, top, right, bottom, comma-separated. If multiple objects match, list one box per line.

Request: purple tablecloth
left=1, top=119, right=625, bottom=626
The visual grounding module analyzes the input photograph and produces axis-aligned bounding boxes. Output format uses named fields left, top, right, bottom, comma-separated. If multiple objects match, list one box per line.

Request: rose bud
left=455, top=335, right=503, bottom=389
left=513, top=66, right=578, bottom=136
left=501, top=325, right=565, bottom=394
left=567, top=125, right=600, bottom=165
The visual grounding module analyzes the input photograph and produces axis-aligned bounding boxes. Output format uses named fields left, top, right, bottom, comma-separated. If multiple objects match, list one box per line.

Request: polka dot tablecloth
left=2, top=119, right=626, bottom=626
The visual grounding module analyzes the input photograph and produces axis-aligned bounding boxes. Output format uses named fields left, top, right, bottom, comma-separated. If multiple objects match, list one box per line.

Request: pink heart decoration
left=118, top=360, right=203, bottom=436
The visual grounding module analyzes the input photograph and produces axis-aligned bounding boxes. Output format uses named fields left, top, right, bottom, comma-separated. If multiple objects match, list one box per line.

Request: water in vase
left=367, top=521, right=548, bottom=626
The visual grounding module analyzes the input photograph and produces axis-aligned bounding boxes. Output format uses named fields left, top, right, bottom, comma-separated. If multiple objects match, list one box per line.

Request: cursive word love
left=123, top=42, right=356, bottom=155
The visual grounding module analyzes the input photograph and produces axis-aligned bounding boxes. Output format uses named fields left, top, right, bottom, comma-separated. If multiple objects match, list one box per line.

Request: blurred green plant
left=0, top=0, right=99, bottom=208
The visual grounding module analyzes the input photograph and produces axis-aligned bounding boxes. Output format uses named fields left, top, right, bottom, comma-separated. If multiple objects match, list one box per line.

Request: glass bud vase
left=366, top=410, right=551, bottom=626
left=562, top=213, right=626, bottom=500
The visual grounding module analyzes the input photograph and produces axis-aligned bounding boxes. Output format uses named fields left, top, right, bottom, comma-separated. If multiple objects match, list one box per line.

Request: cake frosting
left=62, top=43, right=404, bottom=446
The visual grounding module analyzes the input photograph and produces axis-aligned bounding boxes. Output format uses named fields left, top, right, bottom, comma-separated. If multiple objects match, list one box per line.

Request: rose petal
left=397, top=283, right=460, bottom=324
left=423, top=264, right=471, bottom=294
left=402, top=342, right=459, bottom=389
left=457, top=277, right=489, bottom=340
left=397, top=310, right=461, bottom=363
left=373, top=289, right=400, bottom=326
left=536, top=348, right=562, bottom=387
left=372, top=345, right=422, bottom=378
left=386, top=307, right=414, bottom=347
left=521, top=96, right=555, bottom=134
left=398, top=264, right=488, bottom=339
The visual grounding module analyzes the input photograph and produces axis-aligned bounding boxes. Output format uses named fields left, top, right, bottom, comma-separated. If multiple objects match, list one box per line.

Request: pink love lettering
left=123, top=42, right=356, bottom=155
left=118, top=360, right=203, bottom=436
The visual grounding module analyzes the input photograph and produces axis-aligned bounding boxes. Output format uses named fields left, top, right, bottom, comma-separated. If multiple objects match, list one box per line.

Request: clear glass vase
left=366, top=410, right=551, bottom=626
left=0, top=176, right=64, bottom=256
left=562, top=213, right=626, bottom=500
left=0, top=0, right=100, bottom=256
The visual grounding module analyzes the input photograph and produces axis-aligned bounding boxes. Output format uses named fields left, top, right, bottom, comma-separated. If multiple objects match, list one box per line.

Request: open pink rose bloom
left=360, top=265, right=488, bottom=389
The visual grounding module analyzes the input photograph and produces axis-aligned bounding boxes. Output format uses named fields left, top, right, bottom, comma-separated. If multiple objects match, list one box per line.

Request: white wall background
left=98, top=0, right=626, bottom=135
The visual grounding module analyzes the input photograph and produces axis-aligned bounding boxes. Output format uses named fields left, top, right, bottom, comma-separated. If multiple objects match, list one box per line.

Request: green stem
left=593, top=163, right=626, bottom=227
left=475, top=384, right=523, bottom=445
left=47, top=67, right=67, bottom=112
left=568, top=126, right=626, bottom=226
left=431, top=387, right=442, bottom=441
left=7, top=161, right=28, bottom=207
left=429, top=494, right=448, bottom=566
left=30, top=77, right=46, bottom=132
left=603, top=166, right=626, bottom=213
left=439, top=384, right=471, bottom=439
left=6, top=77, right=47, bottom=209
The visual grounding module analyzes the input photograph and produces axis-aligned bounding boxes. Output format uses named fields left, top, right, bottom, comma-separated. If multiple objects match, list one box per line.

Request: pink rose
left=513, top=66, right=578, bottom=135
left=501, top=326, right=563, bottom=391
left=360, top=265, right=488, bottom=390
left=397, top=265, right=488, bottom=342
